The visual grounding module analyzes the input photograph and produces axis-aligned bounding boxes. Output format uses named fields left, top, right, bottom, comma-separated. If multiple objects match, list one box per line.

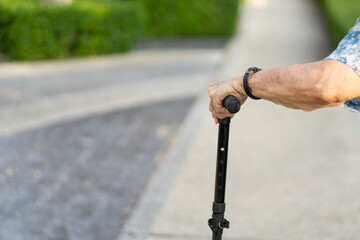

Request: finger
left=208, top=86, right=217, bottom=99
left=213, top=108, right=231, bottom=120
left=213, top=101, right=230, bottom=115
left=211, top=104, right=233, bottom=121
left=209, top=81, right=219, bottom=87
left=212, top=113, right=219, bottom=124
left=211, top=113, right=216, bottom=123
left=208, top=82, right=219, bottom=96
left=209, top=102, right=217, bottom=115
left=217, top=113, right=231, bottom=120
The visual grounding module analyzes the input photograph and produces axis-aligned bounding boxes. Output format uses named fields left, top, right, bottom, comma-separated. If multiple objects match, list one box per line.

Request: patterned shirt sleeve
left=325, top=17, right=360, bottom=112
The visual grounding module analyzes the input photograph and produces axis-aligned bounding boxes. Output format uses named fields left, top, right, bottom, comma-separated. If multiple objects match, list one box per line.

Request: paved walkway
left=0, top=49, right=222, bottom=136
left=118, top=0, right=360, bottom=240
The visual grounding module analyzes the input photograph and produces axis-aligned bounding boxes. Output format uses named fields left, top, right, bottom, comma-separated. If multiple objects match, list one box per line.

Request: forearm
left=240, top=60, right=360, bottom=111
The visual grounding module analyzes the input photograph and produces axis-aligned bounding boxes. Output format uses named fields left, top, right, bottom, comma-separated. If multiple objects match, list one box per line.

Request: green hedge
left=315, top=0, right=360, bottom=46
left=129, top=0, right=239, bottom=36
left=0, top=0, right=240, bottom=60
left=0, top=0, right=146, bottom=60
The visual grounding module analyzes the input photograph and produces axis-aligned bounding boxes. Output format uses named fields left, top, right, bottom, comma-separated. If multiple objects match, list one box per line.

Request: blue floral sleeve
left=325, top=17, right=360, bottom=112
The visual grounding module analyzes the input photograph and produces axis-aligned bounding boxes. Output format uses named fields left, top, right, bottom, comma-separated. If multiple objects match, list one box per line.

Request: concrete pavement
left=118, top=0, right=360, bottom=240
left=0, top=49, right=222, bottom=136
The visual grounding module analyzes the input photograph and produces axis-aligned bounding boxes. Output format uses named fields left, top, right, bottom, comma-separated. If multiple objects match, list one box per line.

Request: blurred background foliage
left=0, top=0, right=239, bottom=61
left=127, top=0, right=239, bottom=36
left=315, top=0, right=360, bottom=46
left=0, top=0, right=146, bottom=60
left=1, top=0, right=358, bottom=61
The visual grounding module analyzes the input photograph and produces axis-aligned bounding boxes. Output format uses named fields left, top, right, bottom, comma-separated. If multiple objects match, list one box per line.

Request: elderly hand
left=208, top=76, right=247, bottom=123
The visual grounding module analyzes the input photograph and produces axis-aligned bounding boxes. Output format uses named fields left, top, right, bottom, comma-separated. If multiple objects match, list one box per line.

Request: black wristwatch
left=243, top=67, right=262, bottom=100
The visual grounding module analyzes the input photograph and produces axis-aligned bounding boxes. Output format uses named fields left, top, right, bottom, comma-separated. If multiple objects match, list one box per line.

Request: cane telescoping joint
left=208, top=95, right=240, bottom=240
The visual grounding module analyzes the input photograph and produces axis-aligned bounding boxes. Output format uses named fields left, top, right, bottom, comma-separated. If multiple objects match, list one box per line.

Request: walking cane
left=208, top=95, right=240, bottom=240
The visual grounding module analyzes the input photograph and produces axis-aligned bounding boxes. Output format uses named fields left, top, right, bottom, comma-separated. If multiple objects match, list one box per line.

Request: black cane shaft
left=214, top=117, right=230, bottom=203
left=209, top=95, right=239, bottom=240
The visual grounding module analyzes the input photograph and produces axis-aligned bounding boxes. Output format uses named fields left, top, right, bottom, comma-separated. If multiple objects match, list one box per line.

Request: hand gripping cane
left=208, top=95, right=240, bottom=240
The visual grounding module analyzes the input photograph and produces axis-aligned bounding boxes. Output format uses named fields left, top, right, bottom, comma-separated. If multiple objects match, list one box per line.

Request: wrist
left=231, top=75, right=247, bottom=97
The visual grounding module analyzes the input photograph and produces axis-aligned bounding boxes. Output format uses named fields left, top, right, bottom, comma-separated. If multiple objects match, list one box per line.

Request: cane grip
left=223, top=95, right=240, bottom=114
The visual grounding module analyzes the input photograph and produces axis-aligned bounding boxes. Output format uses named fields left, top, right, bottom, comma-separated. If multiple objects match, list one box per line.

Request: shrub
left=0, top=0, right=146, bottom=60
left=128, top=0, right=239, bottom=36
left=315, top=0, right=360, bottom=46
